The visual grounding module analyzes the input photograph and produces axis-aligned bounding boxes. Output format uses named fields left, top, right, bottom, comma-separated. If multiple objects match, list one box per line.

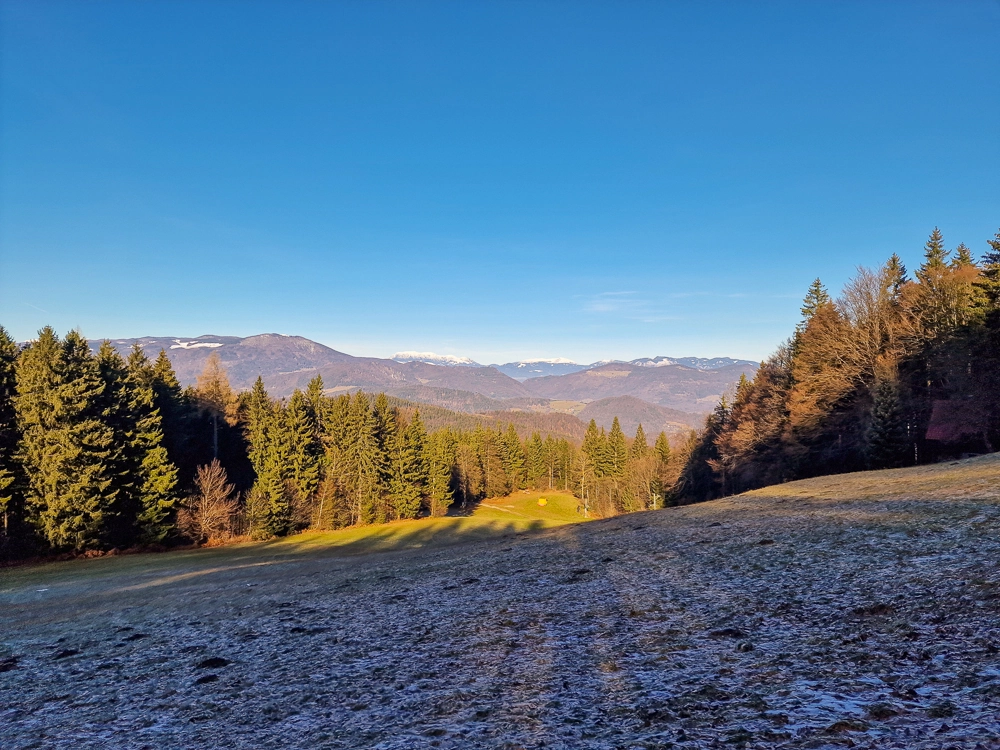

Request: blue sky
left=1, top=1, right=998, bottom=364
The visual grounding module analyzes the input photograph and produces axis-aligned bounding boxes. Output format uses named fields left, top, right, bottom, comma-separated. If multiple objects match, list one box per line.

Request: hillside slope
left=3, top=455, right=998, bottom=747
left=523, top=361, right=757, bottom=413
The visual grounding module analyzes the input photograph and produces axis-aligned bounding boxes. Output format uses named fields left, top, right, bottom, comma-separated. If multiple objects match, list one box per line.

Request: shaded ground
left=2, top=459, right=1000, bottom=748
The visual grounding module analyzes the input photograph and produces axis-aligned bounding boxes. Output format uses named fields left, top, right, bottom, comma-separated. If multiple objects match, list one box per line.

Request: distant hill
left=90, top=334, right=352, bottom=388
left=491, top=359, right=589, bottom=380
left=522, top=361, right=757, bottom=413
left=389, top=398, right=588, bottom=443
left=90, top=333, right=753, bottom=423
left=577, top=396, right=702, bottom=440
left=491, top=356, right=756, bottom=381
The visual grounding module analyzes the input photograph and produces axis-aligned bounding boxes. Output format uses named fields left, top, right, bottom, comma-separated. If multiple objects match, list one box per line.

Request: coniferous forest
left=0, top=328, right=677, bottom=558
left=676, top=228, right=1000, bottom=501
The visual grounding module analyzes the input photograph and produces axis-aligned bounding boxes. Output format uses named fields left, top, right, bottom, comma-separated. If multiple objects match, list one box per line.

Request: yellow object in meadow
left=537, top=497, right=547, bottom=506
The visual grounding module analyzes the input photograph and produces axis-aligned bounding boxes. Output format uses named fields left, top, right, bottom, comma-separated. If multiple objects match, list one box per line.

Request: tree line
left=0, top=331, right=679, bottom=557
left=675, top=227, right=1000, bottom=502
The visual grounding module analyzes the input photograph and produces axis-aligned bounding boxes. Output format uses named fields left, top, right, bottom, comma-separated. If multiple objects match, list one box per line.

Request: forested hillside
left=676, top=228, right=1000, bottom=502
left=0, top=332, right=680, bottom=558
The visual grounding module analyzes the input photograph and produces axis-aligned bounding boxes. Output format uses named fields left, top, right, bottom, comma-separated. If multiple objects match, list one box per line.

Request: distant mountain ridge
left=392, top=351, right=481, bottom=367
left=88, top=333, right=756, bottom=420
left=388, top=351, right=756, bottom=381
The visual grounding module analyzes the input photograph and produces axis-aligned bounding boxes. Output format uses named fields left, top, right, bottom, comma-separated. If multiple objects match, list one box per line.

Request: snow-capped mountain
left=392, top=351, right=483, bottom=367
left=490, top=359, right=589, bottom=381
left=629, top=356, right=758, bottom=370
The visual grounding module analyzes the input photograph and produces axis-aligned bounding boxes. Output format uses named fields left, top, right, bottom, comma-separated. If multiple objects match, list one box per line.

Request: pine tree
left=866, top=379, right=909, bottom=469
left=607, top=417, right=628, bottom=476
left=16, top=329, right=117, bottom=551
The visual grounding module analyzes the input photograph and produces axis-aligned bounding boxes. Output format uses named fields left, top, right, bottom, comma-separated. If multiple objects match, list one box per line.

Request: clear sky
left=1, top=1, right=998, bottom=364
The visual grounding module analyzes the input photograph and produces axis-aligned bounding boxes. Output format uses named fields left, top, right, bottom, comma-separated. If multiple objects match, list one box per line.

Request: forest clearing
left=2, top=455, right=999, bottom=748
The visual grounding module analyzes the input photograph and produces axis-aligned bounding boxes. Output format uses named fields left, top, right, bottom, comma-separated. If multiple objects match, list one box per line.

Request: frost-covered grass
left=2, top=457, right=999, bottom=749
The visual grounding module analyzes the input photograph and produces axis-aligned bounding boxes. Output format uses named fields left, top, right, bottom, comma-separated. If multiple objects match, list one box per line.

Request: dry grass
left=2, top=456, right=999, bottom=748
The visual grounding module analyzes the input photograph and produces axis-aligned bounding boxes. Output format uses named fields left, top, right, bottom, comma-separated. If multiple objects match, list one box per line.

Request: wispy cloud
left=581, top=292, right=680, bottom=323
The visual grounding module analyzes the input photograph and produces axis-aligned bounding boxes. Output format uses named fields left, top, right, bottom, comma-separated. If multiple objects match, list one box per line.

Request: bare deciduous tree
left=178, top=460, right=238, bottom=544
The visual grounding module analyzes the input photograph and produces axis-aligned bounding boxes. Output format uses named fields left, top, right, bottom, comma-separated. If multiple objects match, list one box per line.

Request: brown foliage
left=177, top=460, right=239, bottom=544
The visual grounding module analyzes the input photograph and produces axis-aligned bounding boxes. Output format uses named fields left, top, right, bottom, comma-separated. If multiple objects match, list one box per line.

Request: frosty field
left=2, top=461, right=1000, bottom=749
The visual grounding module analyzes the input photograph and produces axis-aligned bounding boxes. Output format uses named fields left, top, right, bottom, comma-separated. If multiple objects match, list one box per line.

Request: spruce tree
left=917, top=227, right=949, bottom=280
left=388, top=420, right=421, bottom=519
left=0, top=327, right=20, bottom=539
left=16, top=329, right=117, bottom=551
left=980, top=229, right=1000, bottom=323
left=95, top=341, right=137, bottom=545
left=125, top=346, right=179, bottom=543
left=607, top=417, right=628, bottom=477
left=304, top=374, right=326, bottom=437
left=149, top=349, right=194, bottom=482
left=582, top=419, right=604, bottom=477
left=526, top=431, right=545, bottom=485
left=629, top=423, right=648, bottom=460
left=257, top=450, right=291, bottom=537
left=243, top=377, right=273, bottom=477
left=346, top=392, right=380, bottom=524
left=654, top=432, right=671, bottom=464
left=866, top=379, right=909, bottom=469
left=408, top=409, right=429, bottom=490
left=501, top=423, right=526, bottom=490
left=542, top=435, right=558, bottom=489
left=885, top=253, right=908, bottom=300
left=799, top=279, right=831, bottom=328
left=284, top=389, right=321, bottom=503
left=372, top=393, right=397, bottom=521
left=952, top=243, right=974, bottom=269
left=425, top=431, right=454, bottom=516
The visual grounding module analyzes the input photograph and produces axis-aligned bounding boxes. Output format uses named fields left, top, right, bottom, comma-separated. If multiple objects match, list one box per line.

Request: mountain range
left=90, top=334, right=758, bottom=436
